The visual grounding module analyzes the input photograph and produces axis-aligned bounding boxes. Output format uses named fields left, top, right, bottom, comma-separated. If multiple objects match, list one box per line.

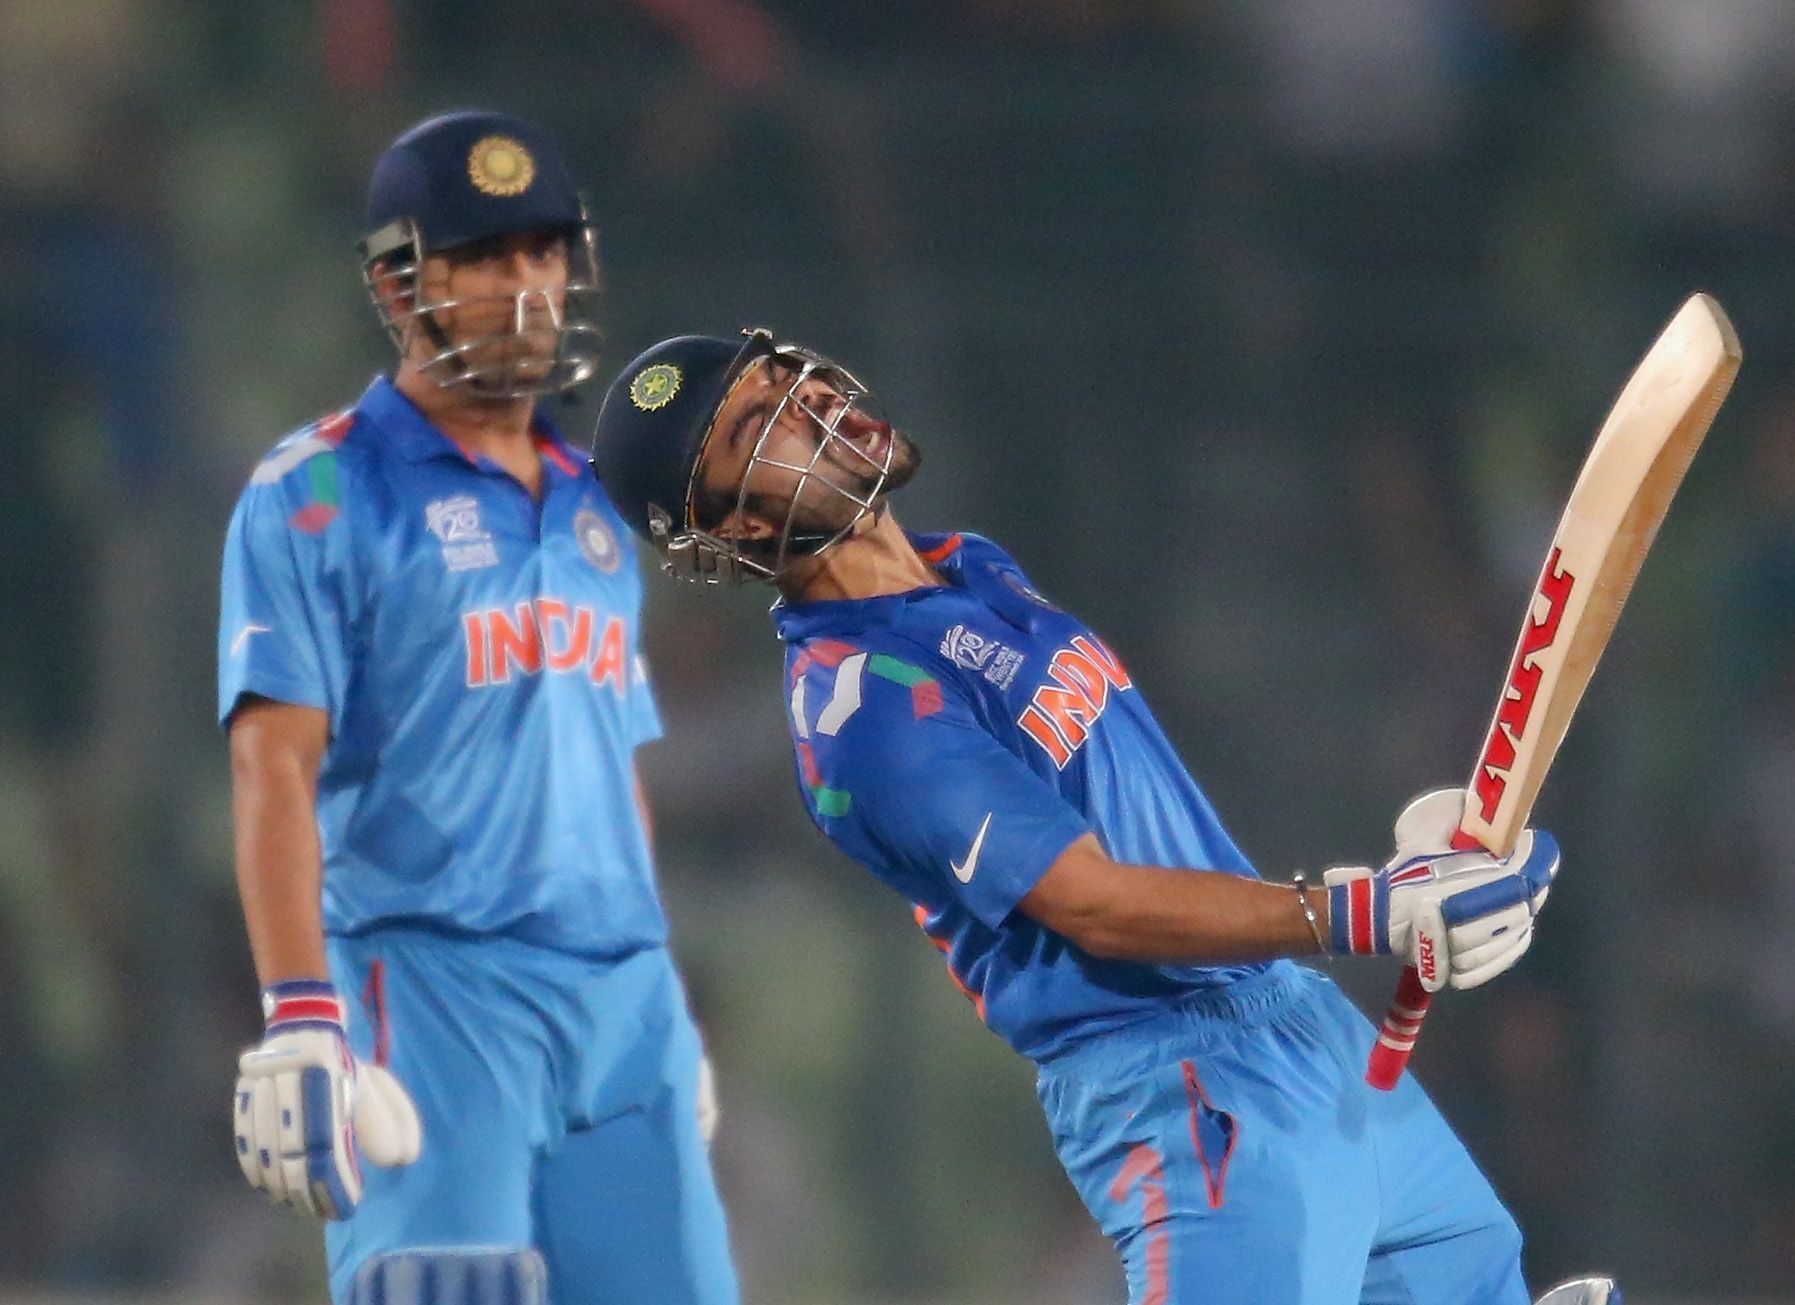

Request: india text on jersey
left=463, top=599, right=631, bottom=689
left=1018, top=634, right=1133, bottom=768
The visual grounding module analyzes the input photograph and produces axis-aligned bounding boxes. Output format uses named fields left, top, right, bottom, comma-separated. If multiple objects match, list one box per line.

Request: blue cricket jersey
left=218, top=375, right=666, bottom=958
left=776, top=531, right=1294, bottom=1062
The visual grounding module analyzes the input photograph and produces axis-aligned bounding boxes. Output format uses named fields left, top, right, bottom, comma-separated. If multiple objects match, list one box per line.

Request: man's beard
left=778, top=427, right=921, bottom=537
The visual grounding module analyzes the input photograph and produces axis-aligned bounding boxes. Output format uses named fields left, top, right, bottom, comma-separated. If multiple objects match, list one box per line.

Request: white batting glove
left=697, top=1053, right=720, bottom=1145
left=1324, top=789, right=1559, bottom=992
left=233, top=981, right=422, bottom=1220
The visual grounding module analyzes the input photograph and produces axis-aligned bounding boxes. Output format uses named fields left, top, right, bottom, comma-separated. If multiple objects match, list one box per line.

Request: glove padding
left=1325, top=789, right=1558, bottom=992
left=697, top=1052, right=720, bottom=1145
left=233, top=982, right=422, bottom=1220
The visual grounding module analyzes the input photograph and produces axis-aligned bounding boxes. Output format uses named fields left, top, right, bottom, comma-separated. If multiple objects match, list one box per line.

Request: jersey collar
left=771, top=530, right=1053, bottom=645
left=356, top=375, right=585, bottom=478
left=771, top=531, right=973, bottom=644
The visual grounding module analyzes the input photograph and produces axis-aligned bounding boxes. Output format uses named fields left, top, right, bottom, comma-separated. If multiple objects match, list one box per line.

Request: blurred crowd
left=3, top=1, right=1795, bottom=1300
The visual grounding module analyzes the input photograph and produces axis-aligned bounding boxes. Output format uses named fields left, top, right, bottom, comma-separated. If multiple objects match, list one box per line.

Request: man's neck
left=394, top=364, right=544, bottom=495
left=779, top=511, right=941, bottom=603
left=395, top=364, right=536, bottom=450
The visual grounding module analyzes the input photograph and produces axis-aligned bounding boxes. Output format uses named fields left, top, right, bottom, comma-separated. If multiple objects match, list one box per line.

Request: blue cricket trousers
left=1037, top=965, right=1527, bottom=1304
left=322, top=927, right=738, bottom=1305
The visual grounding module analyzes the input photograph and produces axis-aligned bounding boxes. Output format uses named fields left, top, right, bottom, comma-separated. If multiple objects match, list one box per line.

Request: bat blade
left=1365, top=293, right=1742, bottom=1091
left=1459, top=292, right=1741, bottom=859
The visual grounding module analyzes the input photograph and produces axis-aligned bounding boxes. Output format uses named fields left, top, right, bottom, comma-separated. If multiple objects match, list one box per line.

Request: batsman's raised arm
left=798, top=648, right=1559, bottom=985
left=1023, top=790, right=1557, bottom=987
left=1022, top=833, right=1329, bottom=963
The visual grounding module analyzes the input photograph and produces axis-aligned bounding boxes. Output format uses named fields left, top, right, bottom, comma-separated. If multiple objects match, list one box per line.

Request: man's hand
left=233, top=981, right=421, bottom=1220
left=1325, top=789, right=1558, bottom=992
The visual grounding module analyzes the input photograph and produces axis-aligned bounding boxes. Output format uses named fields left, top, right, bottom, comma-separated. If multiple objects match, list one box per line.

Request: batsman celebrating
left=218, top=113, right=736, bottom=1304
left=590, top=329, right=1615, bottom=1304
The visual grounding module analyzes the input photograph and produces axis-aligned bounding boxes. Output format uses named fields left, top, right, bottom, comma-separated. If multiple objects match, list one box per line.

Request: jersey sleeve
left=798, top=650, right=1091, bottom=929
left=217, top=470, right=356, bottom=730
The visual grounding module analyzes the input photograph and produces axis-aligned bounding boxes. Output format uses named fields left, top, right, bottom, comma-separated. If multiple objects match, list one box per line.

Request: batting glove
left=1325, top=789, right=1559, bottom=992
left=233, top=980, right=422, bottom=1220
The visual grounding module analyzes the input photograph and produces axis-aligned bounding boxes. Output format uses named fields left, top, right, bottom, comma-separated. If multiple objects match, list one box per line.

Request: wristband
left=1327, top=872, right=1390, bottom=956
left=262, top=979, right=344, bottom=1031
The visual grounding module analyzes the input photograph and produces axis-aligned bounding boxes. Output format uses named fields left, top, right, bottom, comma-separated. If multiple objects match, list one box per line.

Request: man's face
left=407, top=229, right=570, bottom=384
left=691, top=355, right=920, bottom=553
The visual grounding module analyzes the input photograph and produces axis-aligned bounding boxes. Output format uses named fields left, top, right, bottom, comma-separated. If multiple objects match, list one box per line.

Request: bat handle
left=1365, top=963, right=1432, bottom=1090
left=1364, top=823, right=1486, bottom=1089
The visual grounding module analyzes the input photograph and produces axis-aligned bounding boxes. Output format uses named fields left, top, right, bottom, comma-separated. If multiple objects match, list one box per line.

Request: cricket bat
left=1365, top=292, right=1742, bottom=1091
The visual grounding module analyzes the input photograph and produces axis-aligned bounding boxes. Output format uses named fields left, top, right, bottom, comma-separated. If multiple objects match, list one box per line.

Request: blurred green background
left=3, top=1, right=1795, bottom=1301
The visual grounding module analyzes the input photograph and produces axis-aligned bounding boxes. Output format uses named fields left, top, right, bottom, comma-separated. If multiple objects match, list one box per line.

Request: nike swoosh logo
left=951, top=813, right=993, bottom=884
left=230, top=623, right=272, bottom=657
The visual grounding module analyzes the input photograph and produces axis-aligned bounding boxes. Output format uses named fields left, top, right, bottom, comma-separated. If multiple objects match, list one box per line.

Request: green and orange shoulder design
left=787, top=637, right=946, bottom=818
left=250, top=410, right=355, bottom=534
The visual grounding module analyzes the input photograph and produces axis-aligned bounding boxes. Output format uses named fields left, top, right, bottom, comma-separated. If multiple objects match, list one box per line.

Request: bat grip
left=1365, top=824, right=1485, bottom=1090
left=1365, top=964, right=1432, bottom=1090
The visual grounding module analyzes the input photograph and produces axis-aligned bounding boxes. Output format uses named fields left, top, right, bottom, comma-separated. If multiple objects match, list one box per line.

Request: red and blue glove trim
left=262, top=978, right=345, bottom=1032
left=1330, top=873, right=1392, bottom=956
left=259, top=979, right=359, bottom=1215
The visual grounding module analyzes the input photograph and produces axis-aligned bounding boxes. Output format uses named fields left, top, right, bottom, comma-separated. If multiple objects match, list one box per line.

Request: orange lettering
left=464, top=612, right=488, bottom=686
left=1033, top=683, right=1095, bottom=754
left=1051, top=649, right=1110, bottom=716
left=1018, top=635, right=1136, bottom=766
left=537, top=599, right=594, bottom=672
left=1020, top=704, right=1074, bottom=768
left=590, top=616, right=627, bottom=692
left=1072, top=635, right=1132, bottom=690
left=490, top=603, right=542, bottom=681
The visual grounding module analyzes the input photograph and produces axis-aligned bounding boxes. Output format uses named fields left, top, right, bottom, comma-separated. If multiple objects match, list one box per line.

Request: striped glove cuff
left=262, top=979, right=345, bottom=1032
left=1329, top=873, right=1392, bottom=956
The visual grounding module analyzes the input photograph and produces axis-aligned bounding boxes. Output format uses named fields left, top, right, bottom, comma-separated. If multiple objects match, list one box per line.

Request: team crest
left=629, top=364, right=681, bottom=411
left=575, top=507, right=622, bottom=573
left=467, top=135, right=535, bottom=197
left=426, top=495, right=499, bottom=572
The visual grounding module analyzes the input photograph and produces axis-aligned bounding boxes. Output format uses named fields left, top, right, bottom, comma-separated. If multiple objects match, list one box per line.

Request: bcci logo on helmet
left=629, top=364, right=682, bottom=411
left=467, top=135, right=535, bottom=197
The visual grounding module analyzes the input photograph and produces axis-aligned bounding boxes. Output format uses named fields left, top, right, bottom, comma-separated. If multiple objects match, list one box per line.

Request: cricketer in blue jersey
left=218, top=112, right=737, bottom=1305
left=587, top=329, right=1612, bottom=1305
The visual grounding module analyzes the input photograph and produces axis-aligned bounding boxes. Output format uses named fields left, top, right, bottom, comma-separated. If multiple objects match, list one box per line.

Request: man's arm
left=1020, top=834, right=1327, bottom=966
left=634, top=763, right=655, bottom=849
left=229, top=696, right=332, bottom=985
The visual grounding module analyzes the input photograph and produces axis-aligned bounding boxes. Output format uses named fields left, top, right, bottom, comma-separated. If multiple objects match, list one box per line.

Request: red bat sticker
left=1472, top=549, right=1576, bottom=823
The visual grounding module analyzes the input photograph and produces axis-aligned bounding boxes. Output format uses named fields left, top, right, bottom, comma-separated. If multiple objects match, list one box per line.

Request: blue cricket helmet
left=591, top=328, right=904, bottom=584
left=357, top=108, right=601, bottom=397
left=362, top=109, right=585, bottom=256
left=591, top=331, right=772, bottom=547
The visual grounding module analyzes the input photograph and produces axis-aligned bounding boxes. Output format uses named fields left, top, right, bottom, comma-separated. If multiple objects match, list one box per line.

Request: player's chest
left=945, top=604, right=1135, bottom=770
left=359, top=471, right=638, bottom=680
